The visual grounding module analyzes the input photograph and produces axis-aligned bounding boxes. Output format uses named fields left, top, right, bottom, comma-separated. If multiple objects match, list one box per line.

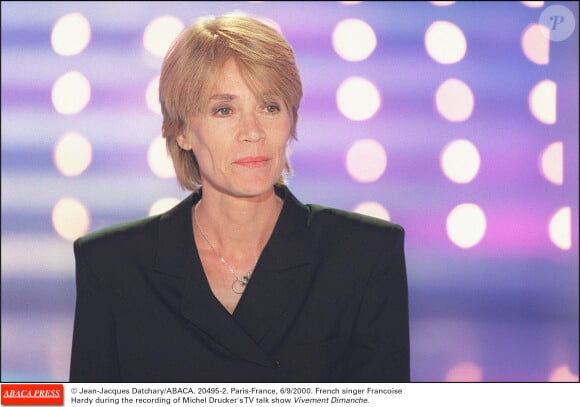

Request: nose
left=238, top=112, right=264, bottom=143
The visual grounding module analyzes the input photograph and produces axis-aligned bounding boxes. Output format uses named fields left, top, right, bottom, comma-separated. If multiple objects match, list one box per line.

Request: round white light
left=52, top=71, right=91, bottom=115
left=549, top=207, right=571, bottom=250
left=52, top=198, right=90, bottom=241
left=440, top=139, right=481, bottom=184
left=539, top=141, right=563, bottom=185
left=336, top=77, right=381, bottom=121
left=425, top=21, right=467, bottom=64
left=345, top=138, right=387, bottom=183
left=143, top=16, right=185, bottom=57
left=53, top=131, right=92, bottom=176
left=521, top=23, right=550, bottom=65
left=51, top=12, right=91, bottom=56
left=446, top=203, right=487, bottom=249
left=148, top=136, right=175, bottom=178
left=529, top=79, right=557, bottom=124
left=333, top=18, right=377, bottom=62
left=435, top=78, right=474, bottom=122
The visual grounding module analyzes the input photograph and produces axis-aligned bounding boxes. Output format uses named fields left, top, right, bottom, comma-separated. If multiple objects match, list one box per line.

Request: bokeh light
left=430, top=1, right=457, bottom=6
left=446, top=203, right=487, bottom=249
left=445, top=361, right=483, bottom=382
left=425, top=21, right=467, bottom=64
left=149, top=197, right=181, bottom=216
left=51, top=12, right=91, bottom=56
left=521, top=1, right=545, bottom=8
left=345, top=138, right=387, bottom=183
left=548, top=365, right=579, bottom=382
left=549, top=206, right=572, bottom=250
left=529, top=79, right=557, bottom=124
left=440, top=139, right=481, bottom=184
left=53, top=131, right=92, bottom=177
left=435, top=78, right=474, bottom=122
left=143, top=15, right=184, bottom=57
left=52, top=198, right=90, bottom=241
left=540, top=141, right=563, bottom=185
left=352, top=201, right=391, bottom=221
left=51, top=71, right=91, bottom=115
left=521, top=23, right=550, bottom=65
left=146, top=75, right=161, bottom=115
left=336, top=77, right=381, bottom=121
left=148, top=136, right=175, bottom=178
left=332, top=18, right=377, bottom=62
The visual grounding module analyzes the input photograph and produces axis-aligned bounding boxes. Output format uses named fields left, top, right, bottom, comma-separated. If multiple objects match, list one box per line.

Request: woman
left=70, top=12, right=409, bottom=383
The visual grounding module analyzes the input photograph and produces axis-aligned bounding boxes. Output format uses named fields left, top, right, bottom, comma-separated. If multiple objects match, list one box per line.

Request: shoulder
left=296, top=203, right=406, bottom=291
left=74, top=215, right=160, bottom=257
left=74, top=192, right=196, bottom=256
left=306, top=204, right=404, bottom=240
left=279, top=186, right=404, bottom=249
left=300, top=203, right=405, bottom=260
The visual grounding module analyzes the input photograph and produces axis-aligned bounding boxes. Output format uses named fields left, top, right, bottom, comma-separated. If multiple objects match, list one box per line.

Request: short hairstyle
left=159, top=13, right=303, bottom=191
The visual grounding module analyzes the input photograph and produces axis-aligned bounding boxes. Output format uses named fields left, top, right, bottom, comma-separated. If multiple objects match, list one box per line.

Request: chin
left=234, top=177, right=279, bottom=198
left=237, top=185, right=276, bottom=199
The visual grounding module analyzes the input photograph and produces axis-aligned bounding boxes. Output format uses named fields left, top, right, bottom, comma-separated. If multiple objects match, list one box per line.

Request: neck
left=193, top=187, right=283, bottom=261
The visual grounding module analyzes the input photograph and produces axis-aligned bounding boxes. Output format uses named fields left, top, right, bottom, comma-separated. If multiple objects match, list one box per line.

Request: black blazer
left=70, top=186, right=409, bottom=382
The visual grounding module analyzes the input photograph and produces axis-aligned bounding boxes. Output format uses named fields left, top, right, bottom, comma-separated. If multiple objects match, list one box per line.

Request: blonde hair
left=159, top=13, right=303, bottom=191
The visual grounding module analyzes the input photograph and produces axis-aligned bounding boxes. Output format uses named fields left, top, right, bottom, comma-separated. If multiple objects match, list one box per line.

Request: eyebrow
left=209, top=92, right=282, bottom=102
left=209, top=94, right=236, bottom=101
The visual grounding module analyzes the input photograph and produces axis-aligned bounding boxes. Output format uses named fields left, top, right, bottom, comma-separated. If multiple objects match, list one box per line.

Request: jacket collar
left=153, top=186, right=316, bottom=366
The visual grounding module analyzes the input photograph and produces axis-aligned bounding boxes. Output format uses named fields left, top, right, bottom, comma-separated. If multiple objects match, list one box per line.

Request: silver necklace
left=193, top=201, right=256, bottom=295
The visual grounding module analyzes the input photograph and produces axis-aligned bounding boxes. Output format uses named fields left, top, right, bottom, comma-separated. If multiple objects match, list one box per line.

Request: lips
left=234, top=156, right=270, bottom=168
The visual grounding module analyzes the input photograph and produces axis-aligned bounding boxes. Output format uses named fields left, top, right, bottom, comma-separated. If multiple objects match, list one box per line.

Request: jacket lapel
left=180, top=257, right=276, bottom=367
left=233, top=187, right=316, bottom=350
left=152, top=187, right=316, bottom=366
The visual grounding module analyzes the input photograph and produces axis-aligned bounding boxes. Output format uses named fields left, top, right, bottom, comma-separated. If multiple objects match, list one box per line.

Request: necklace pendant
left=232, top=279, right=246, bottom=295
left=232, top=274, right=251, bottom=295
left=195, top=202, right=258, bottom=296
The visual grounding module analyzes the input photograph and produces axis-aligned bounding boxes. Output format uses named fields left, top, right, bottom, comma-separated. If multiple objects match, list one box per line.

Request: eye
left=265, top=104, right=280, bottom=113
left=214, top=106, right=232, bottom=116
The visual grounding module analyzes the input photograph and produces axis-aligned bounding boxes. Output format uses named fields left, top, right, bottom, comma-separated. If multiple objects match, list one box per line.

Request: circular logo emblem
left=539, top=5, right=576, bottom=42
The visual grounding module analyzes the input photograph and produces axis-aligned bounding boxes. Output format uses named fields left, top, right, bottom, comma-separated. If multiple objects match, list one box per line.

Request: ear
left=176, top=132, right=192, bottom=151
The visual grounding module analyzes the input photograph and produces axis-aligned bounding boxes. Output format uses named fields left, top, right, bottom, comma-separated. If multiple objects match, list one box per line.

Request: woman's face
left=177, top=58, right=292, bottom=200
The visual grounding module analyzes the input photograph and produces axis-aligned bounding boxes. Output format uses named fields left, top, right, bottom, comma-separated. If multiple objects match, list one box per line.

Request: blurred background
left=1, top=1, right=578, bottom=382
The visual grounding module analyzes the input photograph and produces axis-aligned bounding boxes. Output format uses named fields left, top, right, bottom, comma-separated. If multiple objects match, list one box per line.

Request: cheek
left=186, top=127, right=218, bottom=159
left=197, top=143, right=226, bottom=167
left=271, top=118, right=292, bottom=145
